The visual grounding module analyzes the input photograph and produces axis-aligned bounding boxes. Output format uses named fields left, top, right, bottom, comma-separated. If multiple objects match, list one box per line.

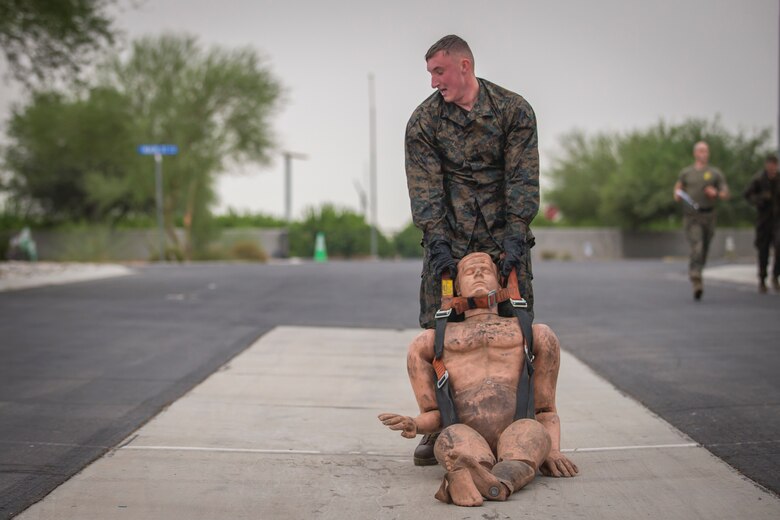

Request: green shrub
left=229, top=240, right=268, bottom=262
left=394, top=221, right=423, bottom=258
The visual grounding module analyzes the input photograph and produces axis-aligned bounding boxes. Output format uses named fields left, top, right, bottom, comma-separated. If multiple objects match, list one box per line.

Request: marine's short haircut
left=425, top=34, right=475, bottom=66
left=765, top=154, right=778, bottom=164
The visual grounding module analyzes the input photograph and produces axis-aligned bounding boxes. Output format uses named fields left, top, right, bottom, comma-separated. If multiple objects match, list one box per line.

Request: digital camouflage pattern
left=684, top=212, right=716, bottom=282
left=744, top=170, right=780, bottom=279
left=406, top=78, right=539, bottom=328
left=677, top=164, right=727, bottom=283
left=677, top=165, right=727, bottom=214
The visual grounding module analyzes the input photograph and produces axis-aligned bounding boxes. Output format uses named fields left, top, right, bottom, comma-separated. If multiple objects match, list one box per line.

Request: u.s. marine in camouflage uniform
left=406, top=34, right=539, bottom=330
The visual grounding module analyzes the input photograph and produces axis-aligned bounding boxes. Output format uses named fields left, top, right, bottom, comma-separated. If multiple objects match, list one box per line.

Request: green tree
left=0, top=0, right=116, bottom=85
left=393, top=220, right=423, bottom=258
left=545, top=131, right=618, bottom=226
left=288, top=204, right=393, bottom=258
left=99, top=34, right=282, bottom=258
left=4, top=87, right=151, bottom=222
left=546, top=118, right=771, bottom=229
left=2, top=34, right=282, bottom=260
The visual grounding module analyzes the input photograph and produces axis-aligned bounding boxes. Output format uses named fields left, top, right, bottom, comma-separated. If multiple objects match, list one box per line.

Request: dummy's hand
left=427, top=240, right=457, bottom=279
left=541, top=450, right=579, bottom=478
left=377, top=413, right=417, bottom=438
left=704, top=186, right=718, bottom=199
left=500, top=235, right=526, bottom=277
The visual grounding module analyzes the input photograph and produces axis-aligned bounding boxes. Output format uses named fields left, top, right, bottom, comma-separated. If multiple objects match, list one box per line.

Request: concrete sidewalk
left=17, top=326, right=780, bottom=519
left=0, top=262, right=133, bottom=292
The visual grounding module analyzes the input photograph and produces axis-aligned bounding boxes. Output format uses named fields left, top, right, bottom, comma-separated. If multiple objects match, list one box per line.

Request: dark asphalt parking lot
left=1, top=258, right=778, bottom=517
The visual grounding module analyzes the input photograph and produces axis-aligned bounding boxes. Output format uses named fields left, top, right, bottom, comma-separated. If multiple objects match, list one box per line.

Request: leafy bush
left=229, top=239, right=268, bottom=262
left=214, top=208, right=286, bottom=229
left=288, top=204, right=393, bottom=258
left=393, top=221, right=423, bottom=258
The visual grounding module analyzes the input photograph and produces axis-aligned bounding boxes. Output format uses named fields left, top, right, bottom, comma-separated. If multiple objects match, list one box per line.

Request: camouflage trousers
left=684, top=211, right=717, bottom=282
left=418, top=221, right=534, bottom=329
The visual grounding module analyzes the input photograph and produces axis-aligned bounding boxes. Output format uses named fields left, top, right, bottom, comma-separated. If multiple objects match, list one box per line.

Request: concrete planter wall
left=24, top=226, right=754, bottom=262
left=532, top=227, right=755, bottom=261
left=28, top=228, right=288, bottom=261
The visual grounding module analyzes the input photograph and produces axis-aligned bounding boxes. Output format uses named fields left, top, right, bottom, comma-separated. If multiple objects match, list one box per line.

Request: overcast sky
left=1, top=0, right=777, bottom=231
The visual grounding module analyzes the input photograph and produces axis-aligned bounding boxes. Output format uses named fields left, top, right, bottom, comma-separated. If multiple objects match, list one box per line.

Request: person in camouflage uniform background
left=743, top=154, right=780, bottom=293
left=673, top=141, right=730, bottom=300
left=406, top=34, right=539, bottom=330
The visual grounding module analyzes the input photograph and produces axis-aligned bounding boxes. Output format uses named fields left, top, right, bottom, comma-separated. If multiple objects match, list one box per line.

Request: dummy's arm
left=378, top=331, right=442, bottom=437
left=532, top=325, right=579, bottom=477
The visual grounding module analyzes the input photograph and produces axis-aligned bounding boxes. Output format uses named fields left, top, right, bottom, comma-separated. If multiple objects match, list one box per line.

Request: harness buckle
left=435, top=308, right=453, bottom=320
left=524, top=342, right=535, bottom=364
left=487, top=290, right=497, bottom=307
left=510, top=297, right=528, bottom=309
left=436, top=369, right=449, bottom=389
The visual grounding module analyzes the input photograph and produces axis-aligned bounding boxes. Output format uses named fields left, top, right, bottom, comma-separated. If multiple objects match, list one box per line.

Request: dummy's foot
left=455, top=456, right=508, bottom=501
left=772, top=277, right=780, bottom=292
left=414, top=433, right=439, bottom=466
left=434, top=468, right=483, bottom=507
left=491, top=460, right=536, bottom=494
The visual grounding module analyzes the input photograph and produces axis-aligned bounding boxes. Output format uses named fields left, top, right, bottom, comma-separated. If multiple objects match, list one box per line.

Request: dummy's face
left=456, top=255, right=500, bottom=297
left=426, top=50, right=470, bottom=104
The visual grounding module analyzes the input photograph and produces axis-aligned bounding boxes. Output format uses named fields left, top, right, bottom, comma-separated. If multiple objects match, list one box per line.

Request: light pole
left=368, top=73, right=378, bottom=258
left=283, top=151, right=307, bottom=224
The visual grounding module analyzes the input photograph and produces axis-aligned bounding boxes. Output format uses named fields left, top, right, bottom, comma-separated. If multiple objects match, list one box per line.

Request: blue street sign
left=137, top=144, right=179, bottom=156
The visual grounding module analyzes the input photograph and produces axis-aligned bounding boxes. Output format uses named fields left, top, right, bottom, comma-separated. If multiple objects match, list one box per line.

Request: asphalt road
left=1, top=259, right=778, bottom=517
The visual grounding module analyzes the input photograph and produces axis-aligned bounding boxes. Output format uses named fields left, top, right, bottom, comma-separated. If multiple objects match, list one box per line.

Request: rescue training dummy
left=378, top=252, right=578, bottom=506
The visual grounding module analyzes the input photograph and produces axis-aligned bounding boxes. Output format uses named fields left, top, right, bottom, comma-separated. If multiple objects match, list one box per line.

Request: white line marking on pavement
left=120, top=442, right=700, bottom=457
left=121, top=446, right=324, bottom=455
left=562, top=442, right=699, bottom=453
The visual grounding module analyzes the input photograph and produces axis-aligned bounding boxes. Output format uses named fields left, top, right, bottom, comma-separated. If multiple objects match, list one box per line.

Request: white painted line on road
left=562, top=442, right=699, bottom=453
left=121, top=445, right=323, bottom=455
left=120, top=442, right=700, bottom=457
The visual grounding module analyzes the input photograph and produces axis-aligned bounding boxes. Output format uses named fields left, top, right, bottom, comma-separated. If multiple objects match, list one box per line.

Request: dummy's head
left=455, top=252, right=500, bottom=297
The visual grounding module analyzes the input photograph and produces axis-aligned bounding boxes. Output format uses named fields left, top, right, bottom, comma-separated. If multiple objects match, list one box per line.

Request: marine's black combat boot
left=759, top=279, right=768, bottom=294
left=772, top=276, right=780, bottom=292
left=414, top=433, right=439, bottom=466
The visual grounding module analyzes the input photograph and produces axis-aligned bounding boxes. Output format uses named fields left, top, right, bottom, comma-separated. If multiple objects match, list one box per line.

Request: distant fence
left=24, top=227, right=754, bottom=262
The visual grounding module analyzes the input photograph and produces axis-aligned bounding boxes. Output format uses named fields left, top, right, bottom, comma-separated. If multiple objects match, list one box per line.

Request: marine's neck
left=694, top=160, right=708, bottom=170
left=454, top=77, right=480, bottom=112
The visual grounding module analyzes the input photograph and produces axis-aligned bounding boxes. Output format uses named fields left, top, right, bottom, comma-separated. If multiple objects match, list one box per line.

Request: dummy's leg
left=494, top=419, right=552, bottom=495
left=433, top=424, right=504, bottom=506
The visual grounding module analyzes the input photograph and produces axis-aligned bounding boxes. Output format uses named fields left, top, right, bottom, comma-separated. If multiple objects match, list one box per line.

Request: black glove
left=427, top=239, right=457, bottom=279
left=501, top=235, right=526, bottom=277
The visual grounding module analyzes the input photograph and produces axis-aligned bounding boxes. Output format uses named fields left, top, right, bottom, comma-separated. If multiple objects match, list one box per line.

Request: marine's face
left=694, top=143, right=709, bottom=164
left=766, top=161, right=778, bottom=177
left=456, top=254, right=500, bottom=297
left=426, top=50, right=470, bottom=104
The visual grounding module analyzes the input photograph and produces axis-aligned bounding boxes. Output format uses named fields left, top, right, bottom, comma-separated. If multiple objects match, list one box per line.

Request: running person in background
left=673, top=141, right=730, bottom=300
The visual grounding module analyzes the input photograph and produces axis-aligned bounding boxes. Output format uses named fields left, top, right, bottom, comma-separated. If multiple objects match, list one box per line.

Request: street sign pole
left=137, top=144, right=178, bottom=262
left=154, top=153, right=165, bottom=262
